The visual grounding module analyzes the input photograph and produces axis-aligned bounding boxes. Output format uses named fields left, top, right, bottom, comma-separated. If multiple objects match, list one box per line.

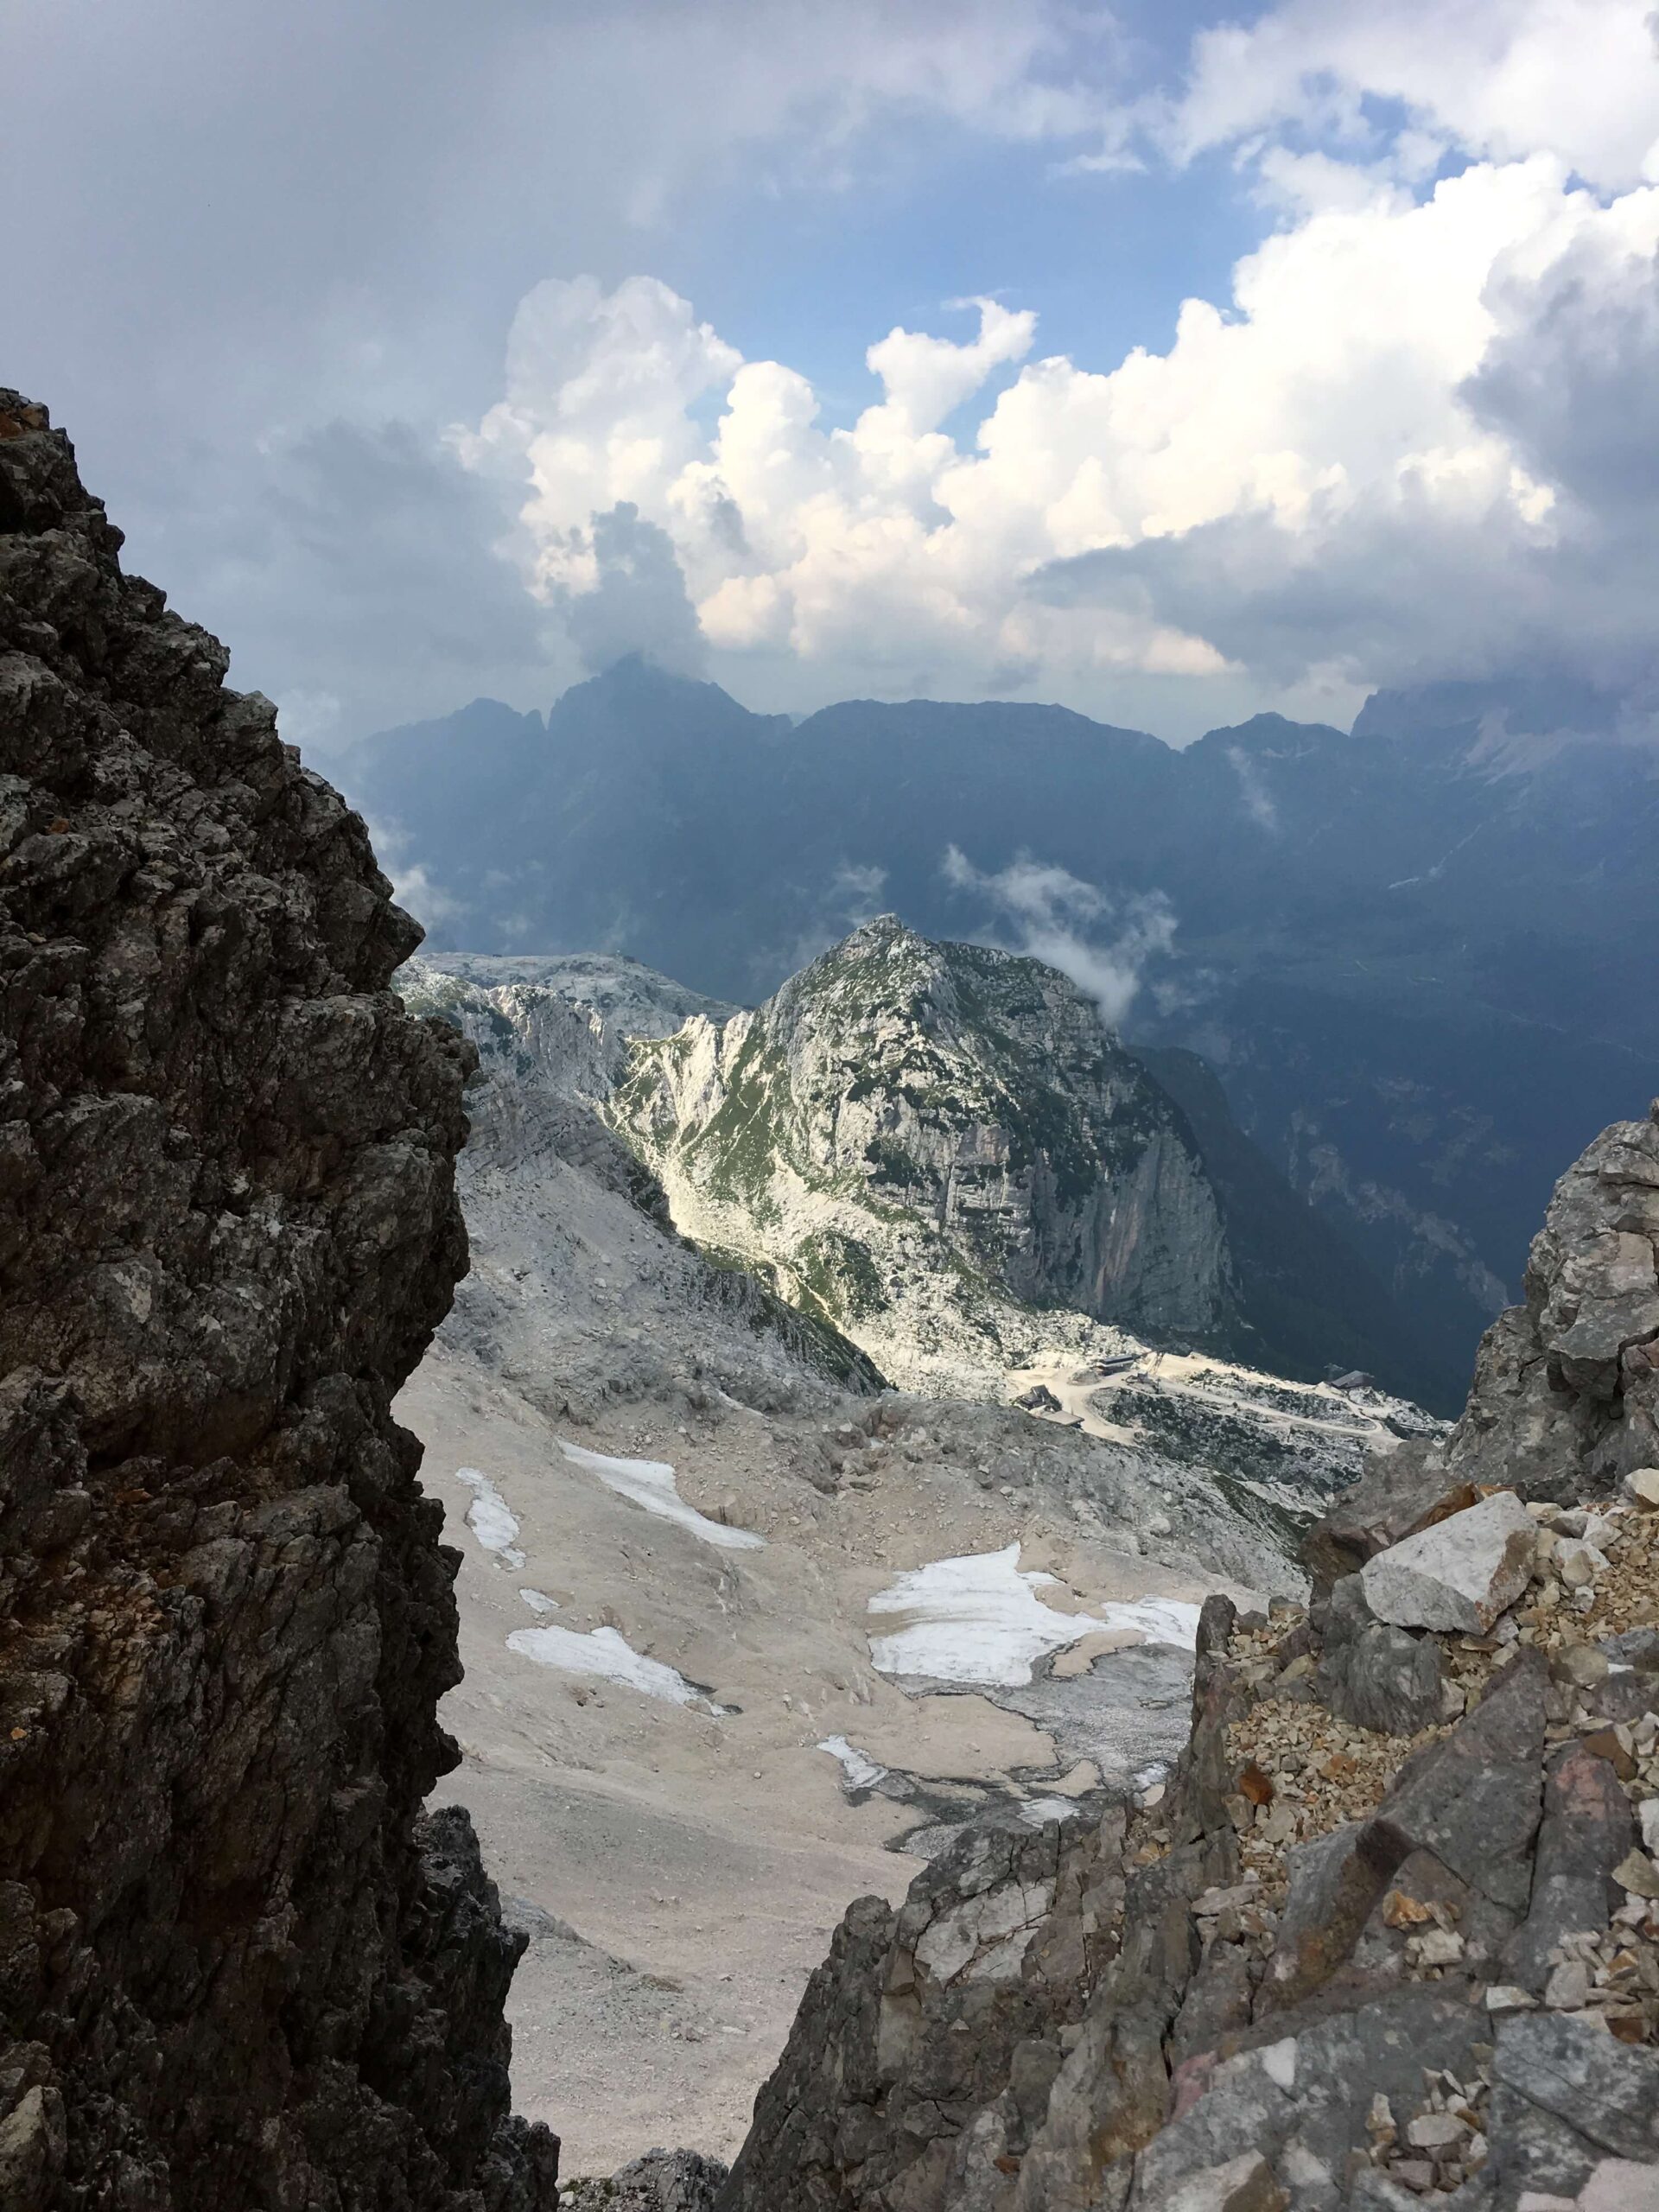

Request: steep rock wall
left=613, top=918, right=1236, bottom=1379
left=0, top=395, right=556, bottom=2208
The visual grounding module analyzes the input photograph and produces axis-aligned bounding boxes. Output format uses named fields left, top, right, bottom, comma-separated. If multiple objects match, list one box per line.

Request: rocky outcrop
left=0, top=395, right=555, bottom=2204
left=715, top=1114, right=1659, bottom=2211
left=720, top=1479, right=1659, bottom=2210
left=613, top=918, right=1238, bottom=1372
left=1440, top=1103, right=1659, bottom=1502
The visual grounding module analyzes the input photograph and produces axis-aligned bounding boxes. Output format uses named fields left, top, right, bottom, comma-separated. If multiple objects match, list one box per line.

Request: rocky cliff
left=715, top=1108, right=1659, bottom=2211
left=0, top=394, right=556, bottom=2206
left=612, top=918, right=1237, bottom=1382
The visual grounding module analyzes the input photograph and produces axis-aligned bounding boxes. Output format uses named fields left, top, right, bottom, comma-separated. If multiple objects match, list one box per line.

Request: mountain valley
left=391, top=931, right=1440, bottom=2171
left=339, top=659, right=1659, bottom=1389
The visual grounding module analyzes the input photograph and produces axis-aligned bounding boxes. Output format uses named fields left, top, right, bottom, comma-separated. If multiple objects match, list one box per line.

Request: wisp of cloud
left=941, top=846, right=1176, bottom=1027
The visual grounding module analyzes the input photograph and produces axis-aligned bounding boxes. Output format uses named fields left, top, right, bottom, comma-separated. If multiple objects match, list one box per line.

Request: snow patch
left=506, top=1622, right=724, bottom=1710
left=455, top=1467, right=525, bottom=1567
left=867, top=1545, right=1200, bottom=1688
left=867, top=1545, right=1105, bottom=1688
left=1019, top=1796, right=1086, bottom=1827
left=1095, top=1596, right=1202, bottom=1649
left=817, top=1736, right=888, bottom=1791
left=518, top=1588, right=560, bottom=1617
left=556, top=1439, right=764, bottom=1550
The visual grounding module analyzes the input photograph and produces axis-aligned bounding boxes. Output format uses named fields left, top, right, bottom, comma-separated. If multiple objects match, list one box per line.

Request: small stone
left=1485, top=1984, right=1538, bottom=2012
left=1613, top=1849, right=1659, bottom=1899
left=1258, top=1802, right=1297, bottom=1846
left=1558, top=1541, right=1600, bottom=1588
left=1411, top=1928, right=1465, bottom=1967
left=1641, top=1801, right=1659, bottom=1856
left=1383, top=1890, right=1435, bottom=1929
left=1584, top=1727, right=1638, bottom=1781
left=1544, top=1958, right=1591, bottom=2009
left=1623, top=1468, right=1659, bottom=1511
left=1555, top=1644, right=1611, bottom=1689
left=1406, top=2112, right=1466, bottom=2148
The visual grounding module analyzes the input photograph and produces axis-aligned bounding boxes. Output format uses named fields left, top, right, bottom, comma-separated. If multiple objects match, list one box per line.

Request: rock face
left=715, top=1123, right=1659, bottom=2210
left=0, top=394, right=555, bottom=2204
left=1442, top=1103, right=1659, bottom=1501
left=614, top=917, right=1237, bottom=1362
left=396, top=952, right=889, bottom=1402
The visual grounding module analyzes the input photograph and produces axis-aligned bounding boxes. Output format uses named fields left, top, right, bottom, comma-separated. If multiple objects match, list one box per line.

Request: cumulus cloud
left=1158, top=0, right=1659, bottom=191
left=23, top=0, right=1659, bottom=736
left=941, top=847, right=1178, bottom=1027
left=562, top=504, right=708, bottom=677
left=459, top=130, right=1659, bottom=722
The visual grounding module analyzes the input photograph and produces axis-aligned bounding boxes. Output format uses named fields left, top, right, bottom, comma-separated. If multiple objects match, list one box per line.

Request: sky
left=4, top=0, right=1659, bottom=748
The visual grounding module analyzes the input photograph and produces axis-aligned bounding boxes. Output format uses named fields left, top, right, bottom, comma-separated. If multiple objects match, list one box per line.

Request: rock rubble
left=715, top=1109, right=1659, bottom=2209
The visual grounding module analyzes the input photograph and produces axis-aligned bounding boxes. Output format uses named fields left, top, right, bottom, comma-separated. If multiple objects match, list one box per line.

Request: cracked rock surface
left=715, top=1114, right=1659, bottom=2212
left=0, top=393, right=556, bottom=2208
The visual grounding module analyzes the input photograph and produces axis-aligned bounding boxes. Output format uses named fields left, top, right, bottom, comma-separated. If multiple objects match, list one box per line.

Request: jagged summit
left=601, top=922, right=1446, bottom=1495
left=614, top=919, right=1239, bottom=1376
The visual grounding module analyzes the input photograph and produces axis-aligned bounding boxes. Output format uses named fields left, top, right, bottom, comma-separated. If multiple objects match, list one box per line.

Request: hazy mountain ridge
left=339, top=659, right=1659, bottom=1380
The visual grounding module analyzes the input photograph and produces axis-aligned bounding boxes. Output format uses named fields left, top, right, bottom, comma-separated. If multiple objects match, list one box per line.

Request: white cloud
left=1161, top=0, right=1659, bottom=192
left=459, top=143, right=1659, bottom=715
left=941, top=847, right=1178, bottom=1027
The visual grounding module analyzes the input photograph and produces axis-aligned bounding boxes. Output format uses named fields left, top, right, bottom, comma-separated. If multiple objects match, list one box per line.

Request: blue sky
left=4, top=0, right=1658, bottom=747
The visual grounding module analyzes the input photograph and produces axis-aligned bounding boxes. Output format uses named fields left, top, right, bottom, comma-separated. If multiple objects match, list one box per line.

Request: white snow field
left=867, top=1544, right=1201, bottom=1687
left=556, top=1438, right=765, bottom=1550
left=1091, top=1595, right=1203, bottom=1649
left=505, top=1621, right=721, bottom=1710
left=455, top=1466, right=525, bottom=1567
left=1019, top=1795, right=1088, bottom=1827
left=866, top=1544, right=1107, bottom=1687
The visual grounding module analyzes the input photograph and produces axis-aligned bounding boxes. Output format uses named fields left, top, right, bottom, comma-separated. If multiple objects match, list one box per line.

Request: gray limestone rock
left=1360, top=1491, right=1537, bottom=1634
left=1316, top=1573, right=1445, bottom=1735
left=562, top=2149, right=729, bottom=2211
left=1441, top=1107, right=1659, bottom=1503
left=1503, top=1744, right=1637, bottom=1991
left=1372, top=1649, right=1548, bottom=1910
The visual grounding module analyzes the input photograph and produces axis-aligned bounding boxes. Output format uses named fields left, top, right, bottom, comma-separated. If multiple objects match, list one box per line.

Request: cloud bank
left=941, top=848, right=1178, bottom=1027
left=460, top=143, right=1659, bottom=721
left=13, top=0, right=1658, bottom=738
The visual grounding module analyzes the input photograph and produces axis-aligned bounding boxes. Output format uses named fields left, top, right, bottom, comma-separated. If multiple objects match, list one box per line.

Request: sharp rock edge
left=0, top=392, right=559, bottom=2209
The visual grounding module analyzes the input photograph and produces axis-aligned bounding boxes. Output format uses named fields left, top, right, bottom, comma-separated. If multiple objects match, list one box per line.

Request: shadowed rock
left=0, top=392, right=556, bottom=2205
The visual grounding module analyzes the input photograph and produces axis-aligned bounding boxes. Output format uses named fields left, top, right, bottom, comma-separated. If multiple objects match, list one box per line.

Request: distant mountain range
left=338, top=658, right=1659, bottom=1391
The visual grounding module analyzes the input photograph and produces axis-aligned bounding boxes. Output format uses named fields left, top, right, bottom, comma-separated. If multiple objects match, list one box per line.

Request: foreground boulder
left=0, top=395, right=555, bottom=2204
left=717, top=1108, right=1659, bottom=2208
left=1361, top=1491, right=1537, bottom=1634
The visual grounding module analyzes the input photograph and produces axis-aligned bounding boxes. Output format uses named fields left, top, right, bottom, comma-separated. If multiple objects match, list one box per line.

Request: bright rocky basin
left=705, top=1465, right=1659, bottom=2212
